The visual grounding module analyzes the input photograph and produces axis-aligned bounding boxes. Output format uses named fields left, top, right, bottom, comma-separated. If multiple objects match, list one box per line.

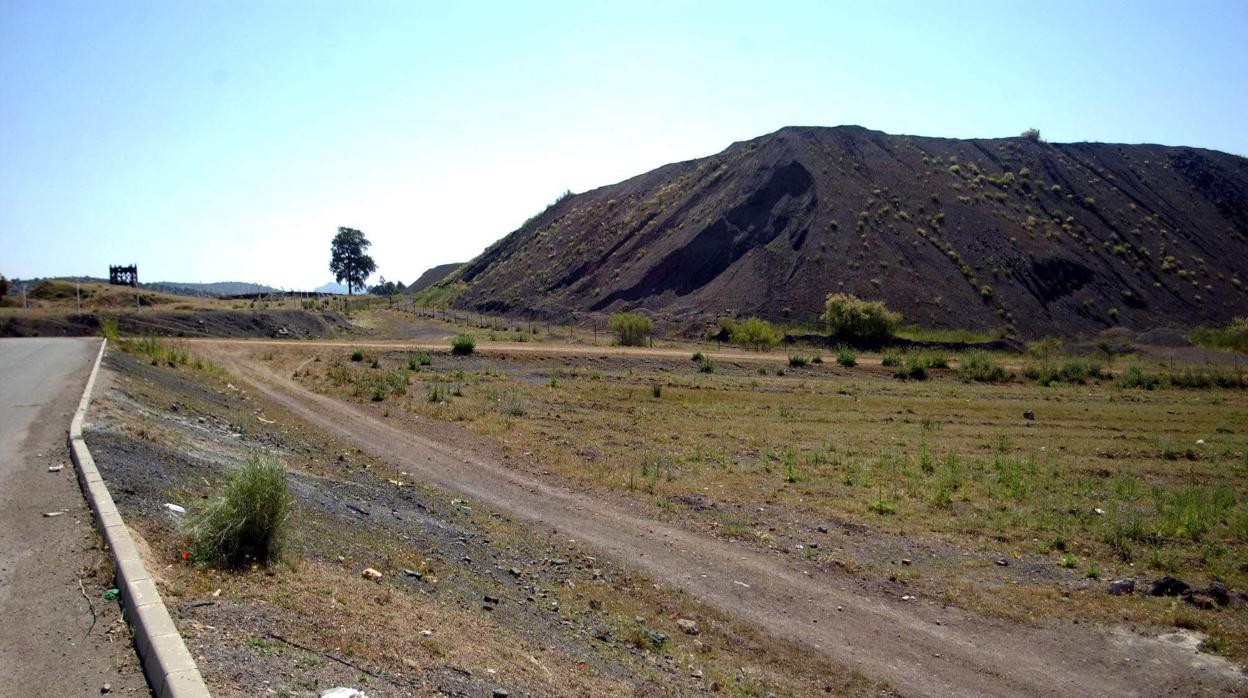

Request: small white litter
left=321, top=689, right=369, bottom=698
left=48, top=464, right=64, bottom=472
left=163, top=503, right=187, bottom=515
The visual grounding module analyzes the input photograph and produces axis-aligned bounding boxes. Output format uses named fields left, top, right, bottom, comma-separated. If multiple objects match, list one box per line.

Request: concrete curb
left=67, top=339, right=211, bottom=698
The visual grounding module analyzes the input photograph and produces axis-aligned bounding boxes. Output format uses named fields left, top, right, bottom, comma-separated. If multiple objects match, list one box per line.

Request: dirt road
left=212, top=344, right=1244, bottom=697
left=0, top=338, right=146, bottom=696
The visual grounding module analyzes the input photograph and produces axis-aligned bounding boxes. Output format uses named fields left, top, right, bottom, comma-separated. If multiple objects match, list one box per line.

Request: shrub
left=1116, top=366, right=1161, bottom=390
left=350, top=350, right=364, bottom=362
left=651, top=384, right=662, bottom=399
left=836, top=347, right=857, bottom=367
left=788, top=355, right=809, bottom=368
left=822, top=293, right=901, bottom=342
left=810, top=354, right=823, bottom=364
left=957, top=352, right=1008, bottom=382
left=182, top=453, right=293, bottom=567
left=609, top=312, right=652, bottom=346
left=99, top=317, right=120, bottom=341
left=1190, top=318, right=1248, bottom=353
left=881, top=350, right=902, bottom=367
left=731, top=317, right=783, bottom=350
left=1024, top=358, right=1106, bottom=386
left=450, top=334, right=476, bottom=355
left=892, top=357, right=928, bottom=381
left=1020, top=128, right=1042, bottom=142
left=697, top=356, right=714, bottom=373
left=407, top=351, right=432, bottom=369
left=691, top=352, right=706, bottom=362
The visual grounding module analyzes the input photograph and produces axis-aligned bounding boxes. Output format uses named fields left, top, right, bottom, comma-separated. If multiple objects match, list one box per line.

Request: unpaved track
left=211, top=345, right=1244, bottom=697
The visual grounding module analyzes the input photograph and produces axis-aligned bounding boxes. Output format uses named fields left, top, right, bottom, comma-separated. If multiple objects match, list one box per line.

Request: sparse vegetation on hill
left=443, top=126, right=1248, bottom=337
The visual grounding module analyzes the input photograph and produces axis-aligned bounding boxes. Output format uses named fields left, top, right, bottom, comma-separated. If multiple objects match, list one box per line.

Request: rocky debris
left=676, top=619, right=700, bottom=635
left=1150, top=576, right=1189, bottom=597
left=360, top=568, right=383, bottom=581
left=492, top=690, right=510, bottom=698
left=483, top=594, right=500, bottom=610
left=1023, top=410, right=1035, bottom=421
left=816, top=524, right=829, bottom=534
left=995, top=558, right=1010, bottom=567
left=403, top=569, right=423, bottom=579
left=1185, top=593, right=1216, bottom=610
left=592, top=624, right=613, bottom=642
left=1107, top=579, right=1135, bottom=596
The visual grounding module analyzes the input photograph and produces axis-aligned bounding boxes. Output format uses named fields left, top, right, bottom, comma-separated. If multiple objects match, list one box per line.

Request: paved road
left=0, top=338, right=147, bottom=695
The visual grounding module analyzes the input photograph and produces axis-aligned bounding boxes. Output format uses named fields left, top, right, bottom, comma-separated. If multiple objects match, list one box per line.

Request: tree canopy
left=329, top=227, right=376, bottom=295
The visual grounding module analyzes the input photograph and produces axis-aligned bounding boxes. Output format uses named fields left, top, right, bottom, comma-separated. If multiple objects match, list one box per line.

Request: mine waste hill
left=439, top=126, right=1248, bottom=337
left=405, top=263, right=462, bottom=294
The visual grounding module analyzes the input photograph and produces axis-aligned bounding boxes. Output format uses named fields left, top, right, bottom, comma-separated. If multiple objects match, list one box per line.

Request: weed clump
left=957, top=352, right=1008, bottom=383
left=835, top=347, right=857, bottom=367
left=182, top=453, right=293, bottom=567
left=350, top=350, right=364, bottom=362
left=788, top=355, right=809, bottom=368
left=892, top=357, right=928, bottom=381
left=407, top=351, right=432, bottom=369
left=450, top=334, right=476, bottom=356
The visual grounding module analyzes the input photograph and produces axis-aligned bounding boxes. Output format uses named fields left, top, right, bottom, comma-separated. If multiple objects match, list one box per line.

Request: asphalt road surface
left=0, top=338, right=147, bottom=696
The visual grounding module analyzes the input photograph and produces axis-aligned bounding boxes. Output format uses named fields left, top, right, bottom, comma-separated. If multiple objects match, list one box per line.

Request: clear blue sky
left=3, top=0, right=1246, bottom=290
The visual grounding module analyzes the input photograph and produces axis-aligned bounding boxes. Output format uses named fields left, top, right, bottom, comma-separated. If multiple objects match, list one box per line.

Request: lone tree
left=329, top=227, right=377, bottom=295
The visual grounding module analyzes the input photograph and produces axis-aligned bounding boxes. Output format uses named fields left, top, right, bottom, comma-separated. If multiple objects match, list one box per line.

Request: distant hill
left=405, top=263, right=462, bottom=294
left=444, top=125, right=1248, bottom=337
left=314, top=281, right=351, bottom=295
left=143, top=281, right=280, bottom=297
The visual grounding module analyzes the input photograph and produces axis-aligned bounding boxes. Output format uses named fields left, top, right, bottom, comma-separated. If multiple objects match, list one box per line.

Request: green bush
left=450, top=334, right=476, bottom=355
left=697, top=356, right=714, bottom=373
left=1115, top=366, right=1161, bottom=390
left=1190, top=318, right=1248, bottom=354
left=609, top=312, right=652, bottom=346
left=691, top=352, right=706, bottom=362
left=350, top=350, right=364, bottom=362
left=836, top=347, right=857, bottom=367
left=182, top=453, right=293, bottom=567
left=892, top=357, right=929, bottom=381
left=407, top=351, right=432, bottom=369
left=881, top=350, right=902, bottom=367
left=730, top=317, right=783, bottom=351
left=788, top=355, right=809, bottom=368
left=1025, top=358, right=1106, bottom=386
left=822, top=293, right=901, bottom=341
left=957, top=352, right=1008, bottom=382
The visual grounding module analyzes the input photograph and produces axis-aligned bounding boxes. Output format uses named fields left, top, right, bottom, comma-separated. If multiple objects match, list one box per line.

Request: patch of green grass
left=788, top=355, right=809, bottom=368
left=957, top=352, right=1009, bottom=383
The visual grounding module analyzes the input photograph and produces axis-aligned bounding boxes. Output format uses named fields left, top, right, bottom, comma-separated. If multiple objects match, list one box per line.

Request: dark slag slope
left=449, top=126, right=1248, bottom=336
